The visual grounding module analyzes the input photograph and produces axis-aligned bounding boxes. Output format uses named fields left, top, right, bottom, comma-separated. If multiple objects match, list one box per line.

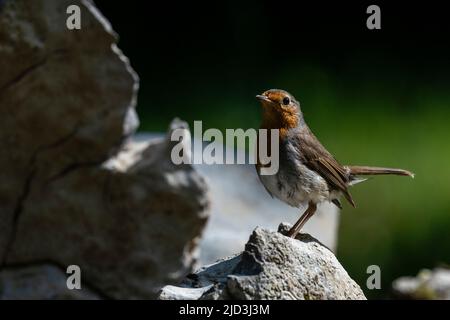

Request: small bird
left=255, top=89, right=414, bottom=238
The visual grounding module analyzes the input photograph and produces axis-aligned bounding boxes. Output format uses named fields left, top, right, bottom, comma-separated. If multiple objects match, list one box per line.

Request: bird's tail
left=347, top=165, right=415, bottom=178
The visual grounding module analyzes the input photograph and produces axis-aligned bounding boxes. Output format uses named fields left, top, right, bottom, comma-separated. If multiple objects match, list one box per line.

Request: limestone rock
left=158, top=224, right=366, bottom=300
left=0, top=0, right=139, bottom=257
left=0, top=0, right=209, bottom=299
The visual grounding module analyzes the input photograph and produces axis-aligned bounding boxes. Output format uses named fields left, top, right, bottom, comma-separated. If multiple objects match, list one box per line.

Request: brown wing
left=297, top=126, right=355, bottom=207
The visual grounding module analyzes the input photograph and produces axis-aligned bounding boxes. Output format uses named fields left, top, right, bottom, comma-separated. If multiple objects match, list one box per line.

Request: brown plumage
left=256, top=89, right=414, bottom=238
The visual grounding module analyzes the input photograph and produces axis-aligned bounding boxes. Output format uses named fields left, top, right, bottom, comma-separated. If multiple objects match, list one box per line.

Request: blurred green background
left=96, top=1, right=450, bottom=298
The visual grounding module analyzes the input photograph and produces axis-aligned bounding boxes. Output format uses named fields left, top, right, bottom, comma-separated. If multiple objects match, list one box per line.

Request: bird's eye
left=282, top=97, right=290, bottom=105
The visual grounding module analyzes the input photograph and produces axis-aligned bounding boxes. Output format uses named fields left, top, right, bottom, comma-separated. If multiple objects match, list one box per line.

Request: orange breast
left=256, top=108, right=299, bottom=171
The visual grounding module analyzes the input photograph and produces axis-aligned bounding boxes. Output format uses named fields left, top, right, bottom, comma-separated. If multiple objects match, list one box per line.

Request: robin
left=256, top=89, right=414, bottom=238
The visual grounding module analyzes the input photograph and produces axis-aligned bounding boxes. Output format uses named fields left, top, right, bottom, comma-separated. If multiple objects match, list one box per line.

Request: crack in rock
left=0, top=0, right=209, bottom=300
left=1, top=126, right=80, bottom=267
left=44, top=160, right=105, bottom=185
left=0, top=49, right=68, bottom=94
left=1, top=169, right=36, bottom=266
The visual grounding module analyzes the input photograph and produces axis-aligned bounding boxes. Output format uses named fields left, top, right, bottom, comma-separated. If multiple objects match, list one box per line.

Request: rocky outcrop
left=158, top=223, right=366, bottom=300
left=392, top=268, right=450, bottom=300
left=0, top=0, right=209, bottom=299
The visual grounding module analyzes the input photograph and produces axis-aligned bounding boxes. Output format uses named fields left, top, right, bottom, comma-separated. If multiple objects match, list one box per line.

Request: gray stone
left=0, top=264, right=100, bottom=300
left=0, top=0, right=209, bottom=299
left=158, top=224, right=366, bottom=300
left=158, top=285, right=213, bottom=300
left=392, top=268, right=450, bottom=300
left=0, top=0, right=139, bottom=257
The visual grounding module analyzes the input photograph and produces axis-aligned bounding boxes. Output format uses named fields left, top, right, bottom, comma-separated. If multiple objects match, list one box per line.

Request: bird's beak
left=256, top=95, right=272, bottom=103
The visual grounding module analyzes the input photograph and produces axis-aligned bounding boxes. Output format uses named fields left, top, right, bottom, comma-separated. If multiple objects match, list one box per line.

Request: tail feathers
left=347, top=165, right=415, bottom=178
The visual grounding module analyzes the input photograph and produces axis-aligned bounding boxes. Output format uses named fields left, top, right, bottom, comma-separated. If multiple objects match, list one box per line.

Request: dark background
left=94, top=0, right=450, bottom=298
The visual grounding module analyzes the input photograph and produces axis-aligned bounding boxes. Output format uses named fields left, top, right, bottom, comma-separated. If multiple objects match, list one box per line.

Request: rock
left=0, top=0, right=139, bottom=256
left=0, top=264, right=100, bottom=300
left=133, top=133, right=340, bottom=265
left=158, top=285, right=214, bottom=300
left=0, top=0, right=209, bottom=299
left=158, top=223, right=366, bottom=300
left=4, top=122, right=210, bottom=299
left=392, top=268, right=450, bottom=300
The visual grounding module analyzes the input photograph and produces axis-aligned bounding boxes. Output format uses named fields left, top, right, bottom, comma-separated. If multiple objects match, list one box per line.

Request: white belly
left=258, top=163, right=331, bottom=208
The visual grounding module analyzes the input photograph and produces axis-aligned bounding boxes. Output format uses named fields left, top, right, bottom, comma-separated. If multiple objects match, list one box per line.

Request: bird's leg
left=286, top=202, right=317, bottom=238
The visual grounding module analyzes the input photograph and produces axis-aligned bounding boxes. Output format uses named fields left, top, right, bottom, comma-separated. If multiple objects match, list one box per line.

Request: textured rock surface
left=158, top=224, right=366, bottom=300
left=0, top=0, right=138, bottom=257
left=0, top=0, right=209, bottom=299
left=392, top=268, right=450, bottom=300
left=0, top=264, right=100, bottom=300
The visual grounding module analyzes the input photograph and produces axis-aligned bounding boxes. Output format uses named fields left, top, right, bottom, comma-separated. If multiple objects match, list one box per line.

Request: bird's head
left=256, top=89, right=302, bottom=129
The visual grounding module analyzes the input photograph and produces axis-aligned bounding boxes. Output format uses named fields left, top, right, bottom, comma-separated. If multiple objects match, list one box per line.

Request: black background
left=94, top=0, right=450, bottom=128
